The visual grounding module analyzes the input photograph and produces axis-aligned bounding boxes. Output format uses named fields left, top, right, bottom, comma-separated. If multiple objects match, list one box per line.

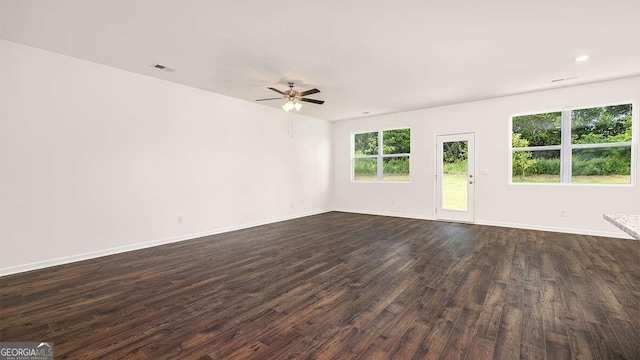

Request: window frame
left=509, top=101, right=636, bottom=186
left=352, top=127, right=411, bottom=182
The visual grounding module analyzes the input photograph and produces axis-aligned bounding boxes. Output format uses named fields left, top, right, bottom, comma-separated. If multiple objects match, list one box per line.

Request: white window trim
left=512, top=145, right=561, bottom=152
left=570, top=142, right=632, bottom=149
left=560, top=109, right=572, bottom=183
left=513, top=142, right=633, bottom=152
left=352, top=128, right=411, bottom=182
left=509, top=102, right=636, bottom=186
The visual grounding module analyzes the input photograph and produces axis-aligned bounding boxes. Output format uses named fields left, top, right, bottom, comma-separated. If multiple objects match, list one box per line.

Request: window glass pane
left=572, top=147, right=631, bottom=184
left=512, top=112, right=561, bottom=147
left=571, top=104, right=632, bottom=144
left=354, top=158, right=377, bottom=181
left=512, top=150, right=560, bottom=183
left=383, top=128, right=410, bottom=154
left=383, top=156, right=409, bottom=181
left=354, top=132, right=378, bottom=156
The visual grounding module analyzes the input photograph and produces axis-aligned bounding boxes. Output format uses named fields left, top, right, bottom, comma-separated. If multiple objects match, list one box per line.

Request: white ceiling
left=2, top=0, right=639, bottom=121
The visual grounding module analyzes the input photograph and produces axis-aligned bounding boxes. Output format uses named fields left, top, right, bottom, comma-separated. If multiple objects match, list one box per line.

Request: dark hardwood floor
left=1, top=212, right=638, bottom=359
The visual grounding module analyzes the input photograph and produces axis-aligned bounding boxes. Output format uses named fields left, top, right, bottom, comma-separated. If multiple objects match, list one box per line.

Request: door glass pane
left=442, top=141, right=468, bottom=210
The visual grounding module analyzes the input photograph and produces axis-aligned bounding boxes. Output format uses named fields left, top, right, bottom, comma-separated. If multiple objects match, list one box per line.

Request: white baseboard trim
left=0, top=209, right=332, bottom=277
left=475, top=220, right=632, bottom=239
left=3, top=208, right=630, bottom=276
left=332, top=208, right=435, bottom=221
left=333, top=208, right=631, bottom=239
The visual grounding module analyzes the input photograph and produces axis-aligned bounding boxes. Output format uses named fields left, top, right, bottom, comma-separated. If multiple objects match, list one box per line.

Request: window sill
left=508, top=182, right=635, bottom=187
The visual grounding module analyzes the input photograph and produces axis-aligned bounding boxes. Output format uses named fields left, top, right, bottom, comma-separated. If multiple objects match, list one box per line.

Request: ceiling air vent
left=551, top=76, right=578, bottom=83
left=151, top=63, right=175, bottom=72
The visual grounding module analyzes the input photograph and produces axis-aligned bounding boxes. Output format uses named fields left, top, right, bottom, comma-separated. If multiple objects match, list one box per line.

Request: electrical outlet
left=560, top=211, right=567, bottom=218
left=177, top=215, right=184, bottom=224
left=391, top=200, right=395, bottom=206
left=290, top=202, right=294, bottom=209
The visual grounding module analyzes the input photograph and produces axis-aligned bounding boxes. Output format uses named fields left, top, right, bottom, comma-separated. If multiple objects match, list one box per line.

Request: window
left=353, top=128, right=410, bottom=182
left=511, top=103, right=633, bottom=184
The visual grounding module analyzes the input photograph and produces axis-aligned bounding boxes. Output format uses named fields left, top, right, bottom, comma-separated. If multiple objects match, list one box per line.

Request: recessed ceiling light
left=362, top=112, right=370, bottom=114
left=575, top=55, right=589, bottom=62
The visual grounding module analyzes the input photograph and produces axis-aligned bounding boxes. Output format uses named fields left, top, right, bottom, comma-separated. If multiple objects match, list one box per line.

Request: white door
left=436, top=133, right=475, bottom=223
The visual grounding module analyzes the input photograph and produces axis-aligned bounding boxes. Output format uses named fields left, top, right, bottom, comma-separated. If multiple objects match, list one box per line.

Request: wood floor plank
left=387, top=321, right=431, bottom=360
left=356, top=287, right=434, bottom=359
left=465, top=335, right=496, bottom=360
left=607, top=317, right=640, bottom=360
left=439, top=305, right=482, bottom=360
left=544, top=331, right=572, bottom=360
left=492, top=237, right=525, bottom=360
left=520, top=287, right=545, bottom=360
left=558, top=275, right=602, bottom=360
left=492, top=289, right=523, bottom=360
left=1, top=212, right=638, bottom=359
left=472, top=280, right=507, bottom=342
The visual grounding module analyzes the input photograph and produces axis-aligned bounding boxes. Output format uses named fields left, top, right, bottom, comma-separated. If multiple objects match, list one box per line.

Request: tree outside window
left=511, top=104, right=633, bottom=184
left=353, top=128, right=410, bottom=182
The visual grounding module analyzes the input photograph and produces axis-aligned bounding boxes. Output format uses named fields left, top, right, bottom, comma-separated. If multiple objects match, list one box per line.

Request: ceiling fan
left=255, top=82, right=325, bottom=112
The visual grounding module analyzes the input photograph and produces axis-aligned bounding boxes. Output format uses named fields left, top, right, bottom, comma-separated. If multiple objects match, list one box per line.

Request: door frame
left=435, top=132, right=476, bottom=223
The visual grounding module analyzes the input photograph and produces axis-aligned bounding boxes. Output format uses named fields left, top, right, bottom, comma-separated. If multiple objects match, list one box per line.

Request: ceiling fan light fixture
left=282, top=100, right=295, bottom=112
left=294, top=102, right=302, bottom=111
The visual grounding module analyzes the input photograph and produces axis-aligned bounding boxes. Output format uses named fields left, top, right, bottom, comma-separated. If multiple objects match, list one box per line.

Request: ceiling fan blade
left=267, top=87, right=284, bottom=94
left=300, top=98, right=325, bottom=105
left=299, top=88, right=320, bottom=96
left=255, top=98, right=282, bottom=101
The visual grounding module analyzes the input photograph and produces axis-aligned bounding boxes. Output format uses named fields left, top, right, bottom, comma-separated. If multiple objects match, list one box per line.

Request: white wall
left=333, top=77, right=640, bottom=238
left=1, top=40, right=638, bottom=276
left=0, top=41, right=332, bottom=274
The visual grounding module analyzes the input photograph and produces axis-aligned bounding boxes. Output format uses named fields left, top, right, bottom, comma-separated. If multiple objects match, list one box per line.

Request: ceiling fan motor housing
left=285, top=82, right=299, bottom=100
